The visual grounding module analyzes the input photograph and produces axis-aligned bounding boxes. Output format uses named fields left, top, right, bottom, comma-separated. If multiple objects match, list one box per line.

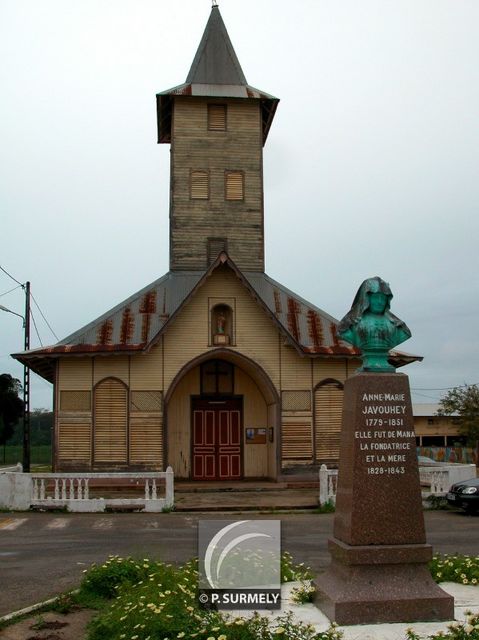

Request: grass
left=3, top=552, right=479, bottom=639
left=75, top=554, right=340, bottom=640
left=314, top=502, right=335, bottom=514
left=1, top=445, right=52, bottom=465
left=429, top=553, right=479, bottom=585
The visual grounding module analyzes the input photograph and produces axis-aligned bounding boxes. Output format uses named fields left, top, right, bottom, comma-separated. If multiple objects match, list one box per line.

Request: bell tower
left=156, top=5, right=278, bottom=272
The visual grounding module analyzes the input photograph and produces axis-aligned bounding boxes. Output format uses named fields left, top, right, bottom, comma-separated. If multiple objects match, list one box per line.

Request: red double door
left=192, top=398, right=242, bottom=480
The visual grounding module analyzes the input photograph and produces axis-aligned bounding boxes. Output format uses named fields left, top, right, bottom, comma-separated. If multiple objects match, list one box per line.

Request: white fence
left=319, top=463, right=477, bottom=507
left=0, top=463, right=23, bottom=473
left=0, top=467, right=174, bottom=512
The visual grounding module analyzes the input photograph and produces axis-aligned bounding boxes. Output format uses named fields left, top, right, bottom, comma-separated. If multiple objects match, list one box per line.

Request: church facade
left=14, top=7, right=415, bottom=479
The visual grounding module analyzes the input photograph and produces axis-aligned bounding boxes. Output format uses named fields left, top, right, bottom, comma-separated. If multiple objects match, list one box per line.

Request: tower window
left=190, top=170, right=209, bottom=199
left=208, top=104, right=227, bottom=131
left=225, top=171, right=244, bottom=200
left=207, top=237, right=227, bottom=265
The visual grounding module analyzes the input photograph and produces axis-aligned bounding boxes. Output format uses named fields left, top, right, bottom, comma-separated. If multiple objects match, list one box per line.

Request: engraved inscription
left=355, top=392, right=414, bottom=476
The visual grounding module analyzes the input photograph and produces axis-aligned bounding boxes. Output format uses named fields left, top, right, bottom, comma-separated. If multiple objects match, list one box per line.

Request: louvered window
left=282, top=421, right=313, bottom=461
left=225, top=171, right=244, bottom=200
left=190, top=170, right=209, bottom=199
left=208, top=104, right=226, bottom=131
left=94, top=378, right=128, bottom=463
left=207, top=237, right=227, bottom=265
left=58, top=423, right=91, bottom=462
left=314, top=381, right=343, bottom=465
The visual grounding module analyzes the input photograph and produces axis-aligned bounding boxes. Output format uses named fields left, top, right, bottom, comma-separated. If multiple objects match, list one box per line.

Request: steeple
left=156, top=5, right=278, bottom=145
left=186, top=5, right=247, bottom=86
left=156, top=6, right=279, bottom=272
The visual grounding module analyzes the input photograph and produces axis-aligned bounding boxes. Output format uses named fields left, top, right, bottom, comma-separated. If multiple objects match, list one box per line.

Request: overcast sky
left=1, top=0, right=478, bottom=410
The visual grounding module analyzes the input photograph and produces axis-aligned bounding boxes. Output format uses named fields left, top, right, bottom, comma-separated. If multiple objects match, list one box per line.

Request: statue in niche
left=216, top=311, right=226, bottom=334
left=338, top=276, right=411, bottom=372
left=212, top=306, right=230, bottom=345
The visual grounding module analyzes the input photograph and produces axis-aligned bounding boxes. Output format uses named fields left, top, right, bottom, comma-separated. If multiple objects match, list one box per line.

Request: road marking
left=0, top=518, right=28, bottom=531
left=46, top=518, right=69, bottom=530
left=92, top=518, right=113, bottom=530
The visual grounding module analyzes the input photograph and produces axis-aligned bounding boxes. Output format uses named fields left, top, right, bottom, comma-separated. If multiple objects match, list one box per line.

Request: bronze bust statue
left=338, top=277, right=411, bottom=372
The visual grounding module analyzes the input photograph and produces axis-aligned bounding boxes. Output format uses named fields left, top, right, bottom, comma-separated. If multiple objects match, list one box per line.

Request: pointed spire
left=156, top=6, right=279, bottom=146
left=186, top=5, right=247, bottom=85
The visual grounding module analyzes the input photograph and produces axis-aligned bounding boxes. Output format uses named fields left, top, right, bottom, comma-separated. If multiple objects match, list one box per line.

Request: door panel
left=192, top=399, right=242, bottom=480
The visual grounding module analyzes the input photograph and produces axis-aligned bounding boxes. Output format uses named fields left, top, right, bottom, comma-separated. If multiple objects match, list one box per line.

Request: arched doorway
left=164, top=350, right=280, bottom=480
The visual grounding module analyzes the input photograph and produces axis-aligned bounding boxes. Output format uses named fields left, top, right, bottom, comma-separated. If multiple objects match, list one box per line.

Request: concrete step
left=174, top=488, right=319, bottom=512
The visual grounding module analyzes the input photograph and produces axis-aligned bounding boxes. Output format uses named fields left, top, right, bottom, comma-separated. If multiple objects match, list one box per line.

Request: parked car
left=446, top=477, right=479, bottom=513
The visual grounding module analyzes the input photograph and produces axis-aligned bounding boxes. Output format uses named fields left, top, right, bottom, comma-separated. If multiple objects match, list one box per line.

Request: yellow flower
left=177, top=633, right=185, bottom=639
left=274, top=628, right=285, bottom=635
left=218, top=635, right=227, bottom=640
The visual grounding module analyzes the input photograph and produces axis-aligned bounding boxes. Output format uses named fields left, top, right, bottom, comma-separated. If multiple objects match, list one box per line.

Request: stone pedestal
left=315, top=373, right=454, bottom=625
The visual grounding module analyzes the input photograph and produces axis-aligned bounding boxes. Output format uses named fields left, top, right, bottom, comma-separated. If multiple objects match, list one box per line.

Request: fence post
left=165, top=466, right=174, bottom=508
left=319, top=464, right=328, bottom=506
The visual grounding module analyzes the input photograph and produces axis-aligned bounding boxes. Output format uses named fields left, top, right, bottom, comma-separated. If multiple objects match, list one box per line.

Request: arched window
left=314, top=379, right=344, bottom=465
left=211, top=304, right=232, bottom=345
left=94, top=377, right=128, bottom=464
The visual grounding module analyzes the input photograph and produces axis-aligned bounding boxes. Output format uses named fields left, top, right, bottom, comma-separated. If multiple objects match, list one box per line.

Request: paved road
left=0, top=510, right=478, bottom=617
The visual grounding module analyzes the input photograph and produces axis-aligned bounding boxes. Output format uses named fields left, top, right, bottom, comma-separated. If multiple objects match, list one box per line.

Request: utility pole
left=23, top=281, right=31, bottom=472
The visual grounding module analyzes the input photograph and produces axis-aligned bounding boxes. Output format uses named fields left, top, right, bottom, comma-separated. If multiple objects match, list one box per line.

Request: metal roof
left=185, top=5, right=247, bottom=86
left=412, top=403, right=458, bottom=417
left=156, top=6, right=279, bottom=146
left=12, top=253, right=421, bottom=382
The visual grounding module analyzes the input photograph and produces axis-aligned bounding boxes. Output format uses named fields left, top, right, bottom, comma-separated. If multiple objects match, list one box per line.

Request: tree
left=438, top=384, right=479, bottom=448
left=0, top=374, right=24, bottom=445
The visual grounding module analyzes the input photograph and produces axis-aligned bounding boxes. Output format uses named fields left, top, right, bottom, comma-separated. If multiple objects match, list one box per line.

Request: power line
left=30, top=308, right=43, bottom=347
left=0, top=284, right=23, bottom=299
left=31, top=293, right=59, bottom=341
left=411, top=383, right=478, bottom=391
left=0, top=265, right=23, bottom=287
left=411, top=391, right=442, bottom=401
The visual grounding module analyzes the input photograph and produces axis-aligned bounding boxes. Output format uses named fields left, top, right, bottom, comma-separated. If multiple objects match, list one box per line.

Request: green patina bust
left=338, top=277, right=411, bottom=372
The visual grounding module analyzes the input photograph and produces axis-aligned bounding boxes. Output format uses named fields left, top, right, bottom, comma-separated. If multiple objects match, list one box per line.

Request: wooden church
left=14, top=6, right=416, bottom=480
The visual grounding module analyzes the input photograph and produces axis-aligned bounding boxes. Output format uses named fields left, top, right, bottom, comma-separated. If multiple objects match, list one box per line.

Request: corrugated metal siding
left=313, top=359, right=348, bottom=386
left=171, top=98, right=263, bottom=271
left=58, top=359, right=92, bottom=389
left=94, top=356, right=129, bottom=386
left=236, top=367, right=268, bottom=478
left=130, top=344, right=163, bottom=390
left=280, top=343, right=311, bottom=389
left=58, top=423, right=91, bottom=462
left=163, top=268, right=280, bottom=391
left=94, top=379, right=128, bottom=463
left=314, top=384, right=343, bottom=464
